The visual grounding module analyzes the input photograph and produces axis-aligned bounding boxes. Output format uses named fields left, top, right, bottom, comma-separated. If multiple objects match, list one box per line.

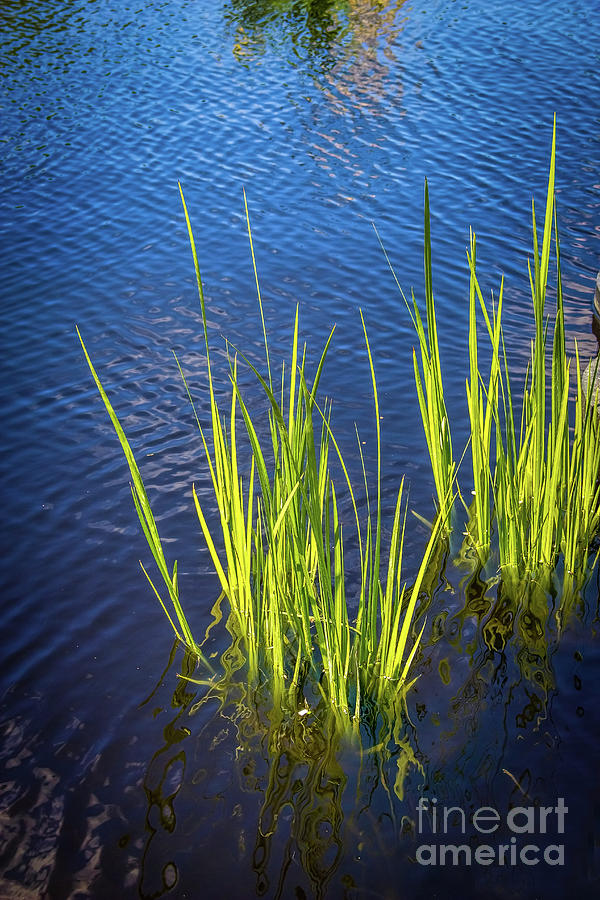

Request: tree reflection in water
left=225, top=0, right=408, bottom=115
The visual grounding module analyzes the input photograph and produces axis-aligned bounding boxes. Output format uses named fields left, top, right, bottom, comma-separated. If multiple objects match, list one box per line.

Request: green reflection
left=136, top=543, right=596, bottom=897
left=138, top=647, right=199, bottom=899
left=225, top=0, right=408, bottom=87
left=138, top=611, right=427, bottom=898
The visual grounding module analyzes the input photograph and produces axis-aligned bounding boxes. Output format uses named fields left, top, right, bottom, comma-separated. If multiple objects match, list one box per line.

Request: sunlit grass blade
left=76, top=326, right=209, bottom=665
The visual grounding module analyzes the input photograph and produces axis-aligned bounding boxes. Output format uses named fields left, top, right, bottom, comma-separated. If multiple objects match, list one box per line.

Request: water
left=1, top=1, right=599, bottom=897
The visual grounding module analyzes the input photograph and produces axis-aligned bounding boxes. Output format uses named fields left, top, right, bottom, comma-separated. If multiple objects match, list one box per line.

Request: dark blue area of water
left=1, top=1, right=599, bottom=897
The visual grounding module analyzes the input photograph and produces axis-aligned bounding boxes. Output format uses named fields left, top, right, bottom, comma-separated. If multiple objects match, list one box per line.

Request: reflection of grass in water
left=138, top=629, right=423, bottom=899
left=137, top=556, right=585, bottom=900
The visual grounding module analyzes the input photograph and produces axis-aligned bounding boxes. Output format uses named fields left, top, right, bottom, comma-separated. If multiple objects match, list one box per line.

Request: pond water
left=1, top=1, right=599, bottom=898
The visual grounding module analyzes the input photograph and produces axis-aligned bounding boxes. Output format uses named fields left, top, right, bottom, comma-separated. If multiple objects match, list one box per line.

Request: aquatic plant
left=79, top=118, right=598, bottom=744
left=78, top=189, right=441, bottom=731
left=385, top=119, right=600, bottom=597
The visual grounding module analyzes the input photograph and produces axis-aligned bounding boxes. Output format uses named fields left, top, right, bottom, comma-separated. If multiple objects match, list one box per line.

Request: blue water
left=1, top=1, right=599, bottom=897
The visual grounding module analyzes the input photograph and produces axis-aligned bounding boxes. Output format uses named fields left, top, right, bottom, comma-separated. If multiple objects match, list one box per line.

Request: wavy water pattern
left=1, top=0, right=599, bottom=896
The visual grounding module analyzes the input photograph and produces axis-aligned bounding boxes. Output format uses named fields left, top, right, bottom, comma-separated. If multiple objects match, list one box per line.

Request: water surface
left=1, top=1, right=599, bottom=897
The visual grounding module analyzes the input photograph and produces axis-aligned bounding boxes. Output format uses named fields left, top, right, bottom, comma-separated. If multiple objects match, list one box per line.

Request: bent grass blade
left=76, top=326, right=211, bottom=668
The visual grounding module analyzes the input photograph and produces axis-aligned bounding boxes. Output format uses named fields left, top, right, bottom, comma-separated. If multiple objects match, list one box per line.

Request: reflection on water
left=0, top=687, right=137, bottom=899
left=226, top=0, right=410, bottom=208
left=2, top=0, right=600, bottom=895
left=227, top=0, right=407, bottom=113
left=123, top=554, right=597, bottom=897
left=1, top=546, right=597, bottom=898
left=3, top=510, right=594, bottom=896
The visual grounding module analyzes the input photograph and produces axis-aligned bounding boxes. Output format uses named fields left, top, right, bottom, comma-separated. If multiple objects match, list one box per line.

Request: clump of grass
left=393, top=118, right=600, bottom=599
left=78, top=189, right=441, bottom=731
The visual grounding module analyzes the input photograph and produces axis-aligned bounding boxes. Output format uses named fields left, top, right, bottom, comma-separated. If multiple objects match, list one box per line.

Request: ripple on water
left=1, top=0, right=599, bottom=896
